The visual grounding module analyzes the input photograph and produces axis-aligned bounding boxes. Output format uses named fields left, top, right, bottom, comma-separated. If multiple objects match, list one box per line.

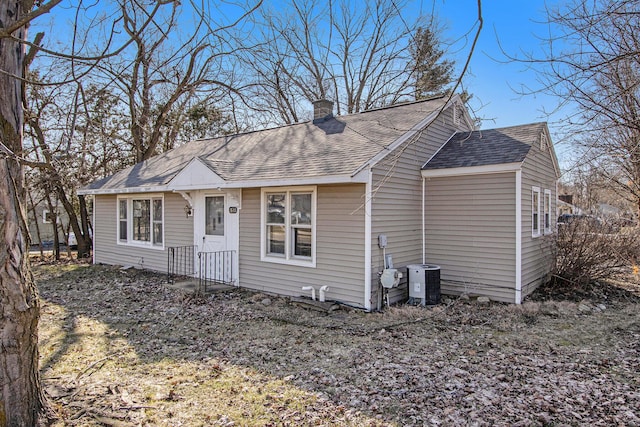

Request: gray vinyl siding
left=370, top=111, right=460, bottom=306
left=28, top=202, right=71, bottom=246
left=93, top=193, right=194, bottom=273
left=238, top=184, right=367, bottom=308
left=425, top=173, right=517, bottom=303
left=520, top=138, right=558, bottom=298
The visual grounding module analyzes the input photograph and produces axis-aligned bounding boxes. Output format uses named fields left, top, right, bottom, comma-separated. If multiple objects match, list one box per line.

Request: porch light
left=184, top=204, right=193, bottom=218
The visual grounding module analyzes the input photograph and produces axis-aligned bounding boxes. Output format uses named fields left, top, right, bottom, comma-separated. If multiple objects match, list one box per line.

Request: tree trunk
left=44, top=191, right=60, bottom=260
left=78, top=195, right=92, bottom=258
left=26, top=189, right=44, bottom=257
left=0, top=1, right=46, bottom=425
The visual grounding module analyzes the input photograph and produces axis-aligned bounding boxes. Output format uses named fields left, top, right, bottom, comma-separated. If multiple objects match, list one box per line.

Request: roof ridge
left=192, top=96, right=449, bottom=144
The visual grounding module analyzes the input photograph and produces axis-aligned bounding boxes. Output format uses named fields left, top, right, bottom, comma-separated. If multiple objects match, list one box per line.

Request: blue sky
left=431, top=0, right=571, bottom=166
left=433, top=1, right=559, bottom=128
left=34, top=0, right=570, bottom=164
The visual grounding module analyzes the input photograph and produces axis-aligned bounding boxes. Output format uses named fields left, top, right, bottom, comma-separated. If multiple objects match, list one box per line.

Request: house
left=27, top=195, right=72, bottom=249
left=79, top=95, right=560, bottom=309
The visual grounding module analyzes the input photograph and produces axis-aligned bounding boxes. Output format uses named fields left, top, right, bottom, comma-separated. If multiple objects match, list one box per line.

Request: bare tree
left=92, top=0, right=255, bottom=163
left=2, top=0, right=259, bottom=420
left=241, top=0, right=455, bottom=125
left=534, top=0, right=640, bottom=217
left=0, top=1, right=63, bottom=423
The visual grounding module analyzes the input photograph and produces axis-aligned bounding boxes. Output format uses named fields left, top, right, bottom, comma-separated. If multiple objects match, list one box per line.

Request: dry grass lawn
left=34, top=261, right=640, bottom=426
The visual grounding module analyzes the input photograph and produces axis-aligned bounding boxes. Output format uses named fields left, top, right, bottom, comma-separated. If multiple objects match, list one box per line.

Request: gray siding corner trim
left=364, top=170, right=373, bottom=311
left=515, top=170, right=523, bottom=304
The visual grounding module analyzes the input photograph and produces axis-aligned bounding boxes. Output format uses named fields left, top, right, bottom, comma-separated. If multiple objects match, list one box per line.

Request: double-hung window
left=262, top=187, right=316, bottom=266
left=118, top=195, right=164, bottom=248
left=532, top=187, right=541, bottom=237
left=543, top=189, right=552, bottom=234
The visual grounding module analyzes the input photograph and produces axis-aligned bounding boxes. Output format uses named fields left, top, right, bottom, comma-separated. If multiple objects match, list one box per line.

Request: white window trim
left=260, top=186, right=317, bottom=268
left=117, top=194, right=165, bottom=250
left=544, top=189, right=552, bottom=234
left=42, top=209, right=52, bottom=224
left=532, top=186, right=541, bottom=238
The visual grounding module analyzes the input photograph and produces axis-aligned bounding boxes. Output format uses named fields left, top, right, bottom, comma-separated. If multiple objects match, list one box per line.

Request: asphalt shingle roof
left=422, top=123, right=546, bottom=170
left=84, top=97, right=448, bottom=191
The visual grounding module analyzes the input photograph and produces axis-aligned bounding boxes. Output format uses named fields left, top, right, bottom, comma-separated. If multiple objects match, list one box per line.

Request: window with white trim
left=117, top=195, right=164, bottom=248
left=262, top=187, right=315, bottom=266
left=544, top=189, right=552, bottom=233
left=43, top=209, right=54, bottom=223
left=532, top=187, right=541, bottom=237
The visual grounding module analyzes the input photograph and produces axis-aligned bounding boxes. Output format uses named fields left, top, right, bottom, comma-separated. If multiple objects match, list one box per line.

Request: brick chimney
left=312, top=99, right=333, bottom=123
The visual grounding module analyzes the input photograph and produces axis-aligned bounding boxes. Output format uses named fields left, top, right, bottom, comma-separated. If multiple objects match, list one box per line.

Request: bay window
left=262, top=187, right=316, bottom=266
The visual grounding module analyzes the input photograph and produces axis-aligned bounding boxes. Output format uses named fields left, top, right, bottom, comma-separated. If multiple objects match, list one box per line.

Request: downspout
left=515, top=170, right=522, bottom=304
left=422, top=177, right=426, bottom=264
left=364, top=169, right=373, bottom=311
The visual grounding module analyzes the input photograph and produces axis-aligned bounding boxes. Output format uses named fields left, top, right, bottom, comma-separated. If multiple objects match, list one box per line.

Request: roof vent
left=312, top=99, right=334, bottom=123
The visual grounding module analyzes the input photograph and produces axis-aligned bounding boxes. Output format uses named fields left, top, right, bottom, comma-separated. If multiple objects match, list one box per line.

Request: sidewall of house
left=520, top=140, right=557, bottom=299
left=93, top=193, right=194, bottom=272
left=27, top=203, right=72, bottom=246
left=370, top=107, right=460, bottom=307
left=238, top=184, right=367, bottom=307
left=424, top=173, right=518, bottom=303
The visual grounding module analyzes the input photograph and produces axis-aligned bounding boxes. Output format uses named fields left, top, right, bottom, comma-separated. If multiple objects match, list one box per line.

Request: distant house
left=79, top=95, right=560, bottom=308
left=27, top=197, right=71, bottom=249
left=557, top=194, right=580, bottom=216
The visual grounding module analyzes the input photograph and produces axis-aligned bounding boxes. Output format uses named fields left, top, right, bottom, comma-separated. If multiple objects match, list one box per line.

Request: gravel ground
left=35, top=262, right=640, bottom=426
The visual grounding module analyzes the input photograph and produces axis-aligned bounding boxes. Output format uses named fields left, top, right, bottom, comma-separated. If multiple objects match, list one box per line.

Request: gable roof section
left=422, top=123, right=547, bottom=177
left=80, top=97, right=450, bottom=194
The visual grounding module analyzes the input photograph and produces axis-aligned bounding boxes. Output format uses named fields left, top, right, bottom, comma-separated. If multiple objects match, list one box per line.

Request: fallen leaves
left=35, top=263, right=640, bottom=426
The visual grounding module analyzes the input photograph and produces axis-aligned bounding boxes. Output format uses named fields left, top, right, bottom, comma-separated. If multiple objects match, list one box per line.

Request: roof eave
left=421, top=162, right=523, bottom=178
left=79, top=171, right=369, bottom=195
left=78, top=185, right=169, bottom=196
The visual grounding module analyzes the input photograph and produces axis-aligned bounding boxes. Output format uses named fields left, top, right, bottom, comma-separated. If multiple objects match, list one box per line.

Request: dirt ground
left=34, top=261, right=640, bottom=426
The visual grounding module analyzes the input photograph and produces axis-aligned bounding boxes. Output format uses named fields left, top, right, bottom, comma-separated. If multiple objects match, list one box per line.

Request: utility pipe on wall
left=319, top=285, right=329, bottom=302
left=302, top=286, right=316, bottom=301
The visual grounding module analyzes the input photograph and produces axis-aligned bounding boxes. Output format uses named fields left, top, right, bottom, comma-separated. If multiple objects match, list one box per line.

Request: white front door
left=194, top=190, right=240, bottom=284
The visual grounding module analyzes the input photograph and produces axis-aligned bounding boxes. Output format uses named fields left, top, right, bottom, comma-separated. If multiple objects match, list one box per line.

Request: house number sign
left=229, top=207, right=238, bottom=214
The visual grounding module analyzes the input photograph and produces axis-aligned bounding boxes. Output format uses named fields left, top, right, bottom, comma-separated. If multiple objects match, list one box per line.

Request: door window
left=205, top=196, right=224, bottom=236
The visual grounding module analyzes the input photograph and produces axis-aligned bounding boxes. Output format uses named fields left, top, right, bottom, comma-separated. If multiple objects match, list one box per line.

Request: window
left=205, top=196, right=224, bottom=236
left=43, top=209, right=54, bottom=224
left=153, top=199, right=163, bottom=244
left=118, top=195, right=164, bottom=248
left=262, top=187, right=316, bottom=266
left=532, top=187, right=541, bottom=237
left=133, top=199, right=151, bottom=242
left=544, top=189, right=552, bottom=233
left=118, top=200, right=128, bottom=242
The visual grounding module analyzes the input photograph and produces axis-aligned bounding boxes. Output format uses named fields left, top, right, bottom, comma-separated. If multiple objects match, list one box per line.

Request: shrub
left=552, top=218, right=640, bottom=288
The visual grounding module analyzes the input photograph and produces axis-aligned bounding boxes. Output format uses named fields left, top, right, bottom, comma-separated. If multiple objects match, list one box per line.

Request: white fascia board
left=81, top=168, right=369, bottom=195
left=352, top=95, right=461, bottom=176
left=78, top=185, right=168, bottom=195
left=421, top=162, right=522, bottom=178
left=543, top=125, right=562, bottom=179
left=175, top=173, right=370, bottom=190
